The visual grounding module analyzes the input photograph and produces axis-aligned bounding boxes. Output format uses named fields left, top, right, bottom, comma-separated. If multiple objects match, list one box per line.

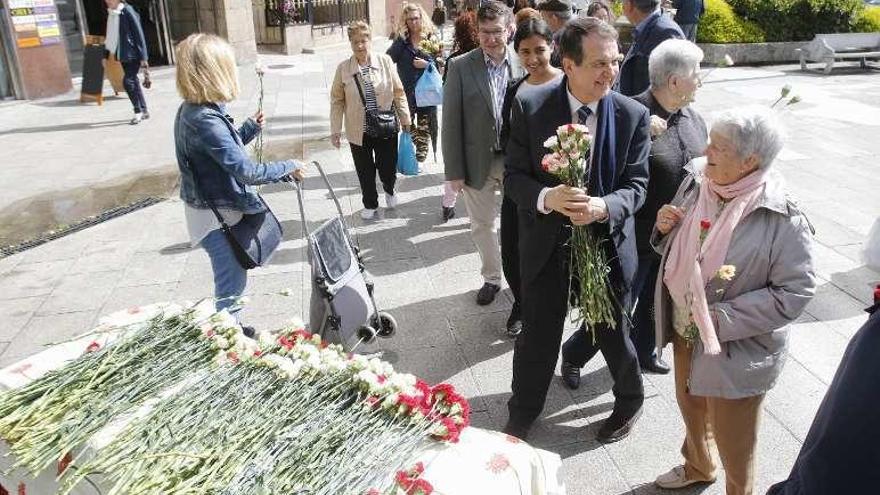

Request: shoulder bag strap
left=352, top=71, right=368, bottom=108
left=185, top=156, right=231, bottom=229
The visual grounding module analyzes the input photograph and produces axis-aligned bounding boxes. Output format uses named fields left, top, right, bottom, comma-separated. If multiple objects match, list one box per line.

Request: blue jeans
left=201, top=228, right=247, bottom=314
left=630, top=254, right=661, bottom=364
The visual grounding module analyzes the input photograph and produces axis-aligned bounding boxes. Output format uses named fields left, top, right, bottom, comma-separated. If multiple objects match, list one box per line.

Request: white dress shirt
left=536, top=88, right=599, bottom=214
left=105, top=4, right=125, bottom=58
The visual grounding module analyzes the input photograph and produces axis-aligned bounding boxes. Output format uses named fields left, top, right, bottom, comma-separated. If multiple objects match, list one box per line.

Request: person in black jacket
left=614, top=0, right=683, bottom=97
left=499, top=18, right=562, bottom=338
left=104, top=0, right=149, bottom=125
left=503, top=17, right=649, bottom=443
left=766, top=289, right=880, bottom=495
left=672, top=0, right=705, bottom=42
left=630, top=38, right=707, bottom=375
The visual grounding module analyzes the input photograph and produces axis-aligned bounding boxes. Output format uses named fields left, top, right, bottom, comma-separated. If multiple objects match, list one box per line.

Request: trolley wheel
left=357, top=325, right=378, bottom=344
left=372, top=312, right=397, bottom=338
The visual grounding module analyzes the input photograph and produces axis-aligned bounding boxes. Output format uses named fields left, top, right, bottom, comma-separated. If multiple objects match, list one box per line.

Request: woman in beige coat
left=651, top=106, right=817, bottom=495
left=331, top=21, right=411, bottom=220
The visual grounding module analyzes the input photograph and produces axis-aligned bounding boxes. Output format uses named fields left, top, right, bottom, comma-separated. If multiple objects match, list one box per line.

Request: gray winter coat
left=652, top=160, right=818, bottom=399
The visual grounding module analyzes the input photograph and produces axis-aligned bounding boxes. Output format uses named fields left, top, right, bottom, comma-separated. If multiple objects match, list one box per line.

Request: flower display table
left=0, top=304, right=565, bottom=495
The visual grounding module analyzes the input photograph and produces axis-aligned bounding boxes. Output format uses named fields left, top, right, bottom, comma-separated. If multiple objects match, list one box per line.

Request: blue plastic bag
left=414, top=62, right=443, bottom=107
left=397, top=132, right=419, bottom=176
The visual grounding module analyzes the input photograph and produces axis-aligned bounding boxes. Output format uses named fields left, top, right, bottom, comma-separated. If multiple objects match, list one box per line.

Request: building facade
left=0, top=0, right=384, bottom=100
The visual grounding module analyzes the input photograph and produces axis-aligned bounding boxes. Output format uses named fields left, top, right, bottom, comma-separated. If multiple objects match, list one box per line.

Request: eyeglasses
left=478, top=29, right=506, bottom=39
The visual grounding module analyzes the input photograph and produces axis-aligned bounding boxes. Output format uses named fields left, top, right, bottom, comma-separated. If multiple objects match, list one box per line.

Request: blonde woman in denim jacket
left=174, top=34, right=305, bottom=333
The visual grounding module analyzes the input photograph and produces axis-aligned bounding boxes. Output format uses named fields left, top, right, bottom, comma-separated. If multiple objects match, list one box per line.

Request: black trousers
left=500, top=194, right=521, bottom=307
left=350, top=133, right=397, bottom=210
left=629, top=254, right=661, bottom=363
left=509, top=231, right=644, bottom=423
left=121, top=60, right=147, bottom=113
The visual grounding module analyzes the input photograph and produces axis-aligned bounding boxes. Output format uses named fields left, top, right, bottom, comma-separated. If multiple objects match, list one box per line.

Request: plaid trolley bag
left=291, top=161, right=397, bottom=351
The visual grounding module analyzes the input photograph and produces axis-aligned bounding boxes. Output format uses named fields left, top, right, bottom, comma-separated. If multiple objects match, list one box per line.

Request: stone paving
left=0, top=40, right=879, bottom=494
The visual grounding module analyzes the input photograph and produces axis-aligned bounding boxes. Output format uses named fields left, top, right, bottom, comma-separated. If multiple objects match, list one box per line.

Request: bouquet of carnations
left=418, top=35, right=443, bottom=59
left=542, top=124, right=616, bottom=330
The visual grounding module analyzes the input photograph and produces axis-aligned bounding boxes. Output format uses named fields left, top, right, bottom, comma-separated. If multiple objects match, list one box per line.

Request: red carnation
left=85, top=341, right=101, bottom=353
left=253, top=349, right=263, bottom=357
left=366, top=489, right=380, bottom=495
left=293, top=329, right=313, bottom=341
left=226, top=351, right=240, bottom=364
left=431, top=383, right=456, bottom=400
left=408, top=478, right=433, bottom=495
left=700, top=219, right=711, bottom=230
left=278, top=335, right=294, bottom=350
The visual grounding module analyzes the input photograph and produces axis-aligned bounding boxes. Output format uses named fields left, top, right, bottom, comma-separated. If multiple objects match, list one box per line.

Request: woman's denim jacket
left=175, top=102, right=299, bottom=214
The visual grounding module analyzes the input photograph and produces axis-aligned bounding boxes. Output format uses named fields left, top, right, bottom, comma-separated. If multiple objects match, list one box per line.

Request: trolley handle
left=289, top=160, right=355, bottom=247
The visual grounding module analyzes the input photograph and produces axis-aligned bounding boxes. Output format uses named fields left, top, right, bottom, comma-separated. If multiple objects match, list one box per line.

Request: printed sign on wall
left=9, top=0, right=62, bottom=48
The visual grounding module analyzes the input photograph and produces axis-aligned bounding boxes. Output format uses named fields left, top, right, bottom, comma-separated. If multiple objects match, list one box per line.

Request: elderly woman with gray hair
left=651, top=106, right=817, bottom=495
left=630, top=39, right=708, bottom=375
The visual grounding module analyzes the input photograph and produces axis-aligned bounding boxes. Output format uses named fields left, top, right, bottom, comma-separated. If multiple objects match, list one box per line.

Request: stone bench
left=797, top=33, right=880, bottom=74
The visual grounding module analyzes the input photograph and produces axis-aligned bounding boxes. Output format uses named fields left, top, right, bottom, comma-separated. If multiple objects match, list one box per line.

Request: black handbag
left=187, top=159, right=283, bottom=270
left=353, top=72, right=399, bottom=139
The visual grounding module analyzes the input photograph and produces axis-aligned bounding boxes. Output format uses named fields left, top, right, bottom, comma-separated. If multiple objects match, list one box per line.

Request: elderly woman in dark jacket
left=630, top=38, right=708, bottom=375
left=651, top=106, right=817, bottom=494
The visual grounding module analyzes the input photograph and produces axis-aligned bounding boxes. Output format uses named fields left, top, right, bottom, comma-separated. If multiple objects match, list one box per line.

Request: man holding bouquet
left=503, top=17, right=650, bottom=443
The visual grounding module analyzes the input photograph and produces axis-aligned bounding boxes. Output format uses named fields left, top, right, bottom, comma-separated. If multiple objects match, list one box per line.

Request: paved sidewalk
left=1, top=44, right=879, bottom=494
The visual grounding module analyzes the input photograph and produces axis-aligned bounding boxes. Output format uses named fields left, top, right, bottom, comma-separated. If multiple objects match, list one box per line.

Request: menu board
left=8, top=0, right=62, bottom=48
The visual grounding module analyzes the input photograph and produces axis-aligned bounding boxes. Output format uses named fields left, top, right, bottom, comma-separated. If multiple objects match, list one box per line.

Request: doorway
left=78, top=0, right=173, bottom=66
left=252, top=0, right=284, bottom=46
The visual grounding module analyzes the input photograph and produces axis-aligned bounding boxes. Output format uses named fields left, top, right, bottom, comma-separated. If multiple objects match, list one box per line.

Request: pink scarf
left=663, top=166, right=770, bottom=355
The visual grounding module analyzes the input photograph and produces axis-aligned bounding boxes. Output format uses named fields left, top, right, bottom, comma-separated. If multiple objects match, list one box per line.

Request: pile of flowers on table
left=0, top=300, right=469, bottom=495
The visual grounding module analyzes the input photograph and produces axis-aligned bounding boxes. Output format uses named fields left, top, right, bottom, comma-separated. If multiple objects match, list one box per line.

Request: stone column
left=216, top=0, right=258, bottom=64
left=167, top=0, right=257, bottom=64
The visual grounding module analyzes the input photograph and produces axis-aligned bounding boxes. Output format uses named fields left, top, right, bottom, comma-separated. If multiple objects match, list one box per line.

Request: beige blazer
left=330, top=52, right=411, bottom=147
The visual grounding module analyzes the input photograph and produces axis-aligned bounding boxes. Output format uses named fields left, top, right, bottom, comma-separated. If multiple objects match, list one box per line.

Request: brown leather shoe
left=597, top=406, right=642, bottom=444
left=502, top=418, right=533, bottom=441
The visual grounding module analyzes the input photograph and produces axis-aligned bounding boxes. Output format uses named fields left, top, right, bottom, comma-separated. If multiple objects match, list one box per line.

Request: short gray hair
left=649, top=39, right=703, bottom=90
left=711, top=106, right=785, bottom=169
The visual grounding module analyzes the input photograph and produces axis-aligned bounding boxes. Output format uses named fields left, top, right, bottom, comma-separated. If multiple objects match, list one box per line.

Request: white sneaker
left=142, top=111, right=150, bottom=120
left=360, top=208, right=377, bottom=220
left=129, top=113, right=143, bottom=125
left=385, top=193, right=399, bottom=208
left=654, top=465, right=715, bottom=489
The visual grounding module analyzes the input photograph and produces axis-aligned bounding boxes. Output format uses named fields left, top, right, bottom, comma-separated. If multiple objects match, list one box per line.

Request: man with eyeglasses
left=615, top=0, right=683, bottom=96
left=443, top=1, right=525, bottom=313
left=503, top=17, right=650, bottom=443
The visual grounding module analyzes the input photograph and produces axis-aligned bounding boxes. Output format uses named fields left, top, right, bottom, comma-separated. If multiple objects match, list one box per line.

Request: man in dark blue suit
left=614, top=0, right=683, bottom=96
left=766, top=292, right=880, bottom=495
left=503, top=17, right=650, bottom=443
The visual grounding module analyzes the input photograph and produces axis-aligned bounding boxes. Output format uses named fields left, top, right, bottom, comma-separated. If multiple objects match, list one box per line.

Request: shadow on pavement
left=0, top=119, right=132, bottom=135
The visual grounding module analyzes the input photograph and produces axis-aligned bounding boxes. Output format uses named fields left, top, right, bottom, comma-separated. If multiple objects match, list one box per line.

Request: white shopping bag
left=863, top=217, right=880, bottom=272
